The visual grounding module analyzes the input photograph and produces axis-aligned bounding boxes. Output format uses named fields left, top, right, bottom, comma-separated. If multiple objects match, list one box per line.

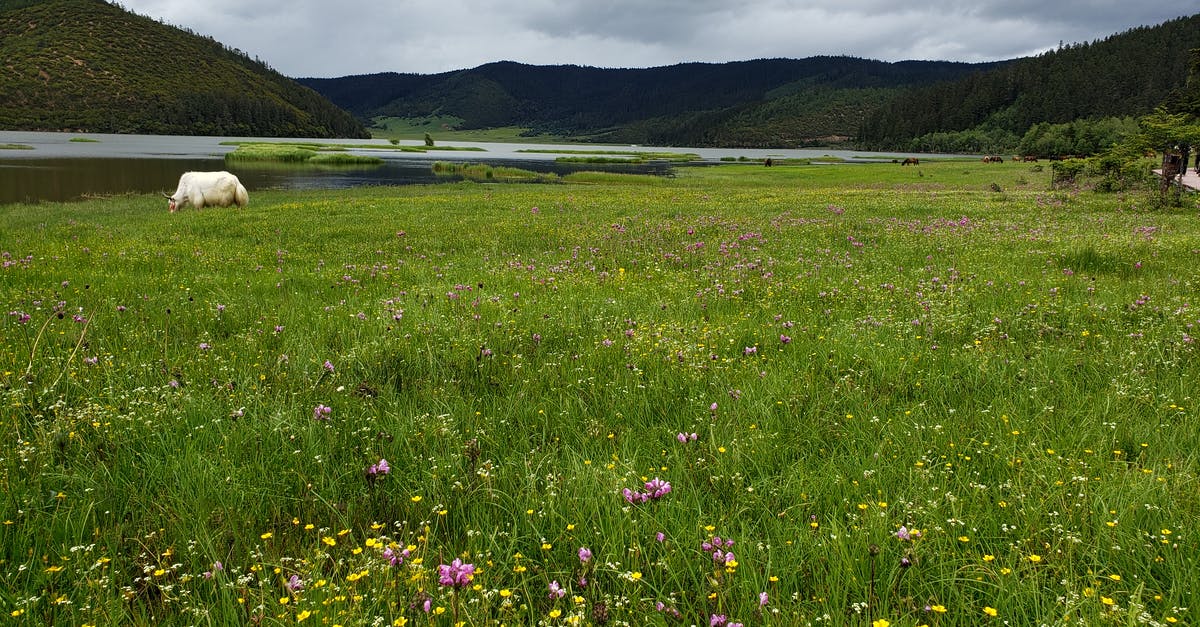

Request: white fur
left=167, top=171, right=249, bottom=212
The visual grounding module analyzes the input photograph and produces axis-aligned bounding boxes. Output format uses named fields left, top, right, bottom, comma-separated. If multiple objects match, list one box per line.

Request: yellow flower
left=1028, top=554, right=1042, bottom=563
left=1101, top=597, right=1115, bottom=606
left=930, top=605, right=947, bottom=613
left=411, top=495, right=422, bottom=503
left=279, top=596, right=290, bottom=605
left=630, top=571, right=643, bottom=580
left=393, top=618, right=408, bottom=627
left=296, top=610, right=312, bottom=622
left=322, top=537, right=336, bottom=547
left=1108, top=574, right=1121, bottom=581
left=983, top=554, right=995, bottom=562
left=45, top=565, right=64, bottom=573
left=958, top=536, right=970, bottom=543
left=872, top=620, right=890, bottom=627
left=549, top=609, right=562, bottom=618
left=261, top=532, right=273, bottom=539
left=542, top=543, right=552, bottom=550
left=983, top=606, right=998, bottom=617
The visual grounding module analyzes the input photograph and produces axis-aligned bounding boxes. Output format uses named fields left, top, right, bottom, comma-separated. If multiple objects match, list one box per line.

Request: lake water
left=0, top=131, right=935, bottom=204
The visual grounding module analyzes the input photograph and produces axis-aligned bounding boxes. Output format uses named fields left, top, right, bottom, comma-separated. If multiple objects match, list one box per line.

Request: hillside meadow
left=1, top=161, right=1198, bottom=626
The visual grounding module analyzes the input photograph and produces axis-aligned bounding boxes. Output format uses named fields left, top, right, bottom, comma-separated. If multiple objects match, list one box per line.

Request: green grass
left=2, top=161, right=1199, bottom=626
left=0, top=143, right=33, bottom=150
left=371, top=116, right=573, bottom=144
left=224, top=142, right=384, bottom=165
left=431, top=160, right=559, bottom=182
left=68, top=137, right=99, bottom=143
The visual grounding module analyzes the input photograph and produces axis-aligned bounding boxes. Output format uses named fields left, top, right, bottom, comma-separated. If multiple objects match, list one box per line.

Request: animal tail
left=235, top=182, right=249, bottom=207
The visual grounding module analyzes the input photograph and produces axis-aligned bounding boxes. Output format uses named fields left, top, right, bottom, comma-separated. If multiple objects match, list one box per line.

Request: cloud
left=115, top=0, right=1193, bottom=76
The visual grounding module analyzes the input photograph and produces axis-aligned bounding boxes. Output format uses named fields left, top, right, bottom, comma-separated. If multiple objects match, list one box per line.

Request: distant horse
left=982, top=156, right=1004, bottom=163
left=901, top=157, right=920, bottom=166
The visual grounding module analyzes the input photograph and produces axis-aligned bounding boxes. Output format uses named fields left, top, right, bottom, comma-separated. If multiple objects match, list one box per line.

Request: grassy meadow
left=2, top=160, right=1199, bottom=626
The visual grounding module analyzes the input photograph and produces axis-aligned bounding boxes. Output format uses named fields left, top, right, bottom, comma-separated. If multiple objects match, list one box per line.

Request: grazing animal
left=164, top=171, right=248, bottom=212
left=982, top=156, right=1004, bottom=163
left=901, top=157, right=920, bottom=166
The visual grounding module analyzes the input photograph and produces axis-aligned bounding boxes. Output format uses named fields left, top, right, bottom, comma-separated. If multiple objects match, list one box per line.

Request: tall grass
left=1, top=162, right=1198, bottom=625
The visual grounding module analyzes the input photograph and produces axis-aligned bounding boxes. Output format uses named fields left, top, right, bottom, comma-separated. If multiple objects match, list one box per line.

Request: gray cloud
left=115, top=0, right=1193, bottom=76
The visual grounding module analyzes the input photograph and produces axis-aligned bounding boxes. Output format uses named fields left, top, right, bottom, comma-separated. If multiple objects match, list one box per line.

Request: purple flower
left=656, top=532, right=665, bottom=543
left=383, top=545, right=410, bottom=566
left=896, top=526, right=921, bottom=541
left=313, top=404, right=331, bottom=420
left=199, top=342, right=211, bottom=351
left=368, top=458, right=390, bottom=476
left=323, top=360, right=335, bottom=373
left=644, top=477, right=672, bottom=499
left=780, top=334, right=792, bottom=344
left=759, top=591, right=769, bottom=606
left=286, top=574, right=304, bottom=592
left=437, top=558, right=475, bottom=588
left=548, top=580, right=566, bottom=599
left=711, top=614, right=728, bottom=627
left=743, top=346, right=757, bottom=355
left=578, top=547, right=592, bottom=563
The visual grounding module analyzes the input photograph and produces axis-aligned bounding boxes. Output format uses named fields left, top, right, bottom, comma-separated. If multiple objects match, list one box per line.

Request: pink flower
left=578, top=547, right=592, bottom=563
left=437, top=558, right=475, bottom=588
left=548, top=580, right=565, bottom=599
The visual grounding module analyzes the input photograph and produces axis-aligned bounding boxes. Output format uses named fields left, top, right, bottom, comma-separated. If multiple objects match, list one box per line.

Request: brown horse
left=901, top=157, right=920, bottom=166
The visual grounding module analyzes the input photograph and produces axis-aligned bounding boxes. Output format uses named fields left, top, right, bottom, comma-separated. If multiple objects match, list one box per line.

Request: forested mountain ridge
left=300, top=58, right=1002, bottom=147
left=302, top=14, right=1200, bottom=150
left=0, top=0, right=369, bottom=137
left=858, top=14, right=1200, bottom=151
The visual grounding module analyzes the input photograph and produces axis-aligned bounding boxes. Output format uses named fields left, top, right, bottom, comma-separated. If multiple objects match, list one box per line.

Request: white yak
left=165, top=171, right=249, bottom=212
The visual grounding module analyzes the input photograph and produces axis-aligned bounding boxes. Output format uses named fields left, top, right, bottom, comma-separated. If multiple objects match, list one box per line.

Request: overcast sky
left=115, top=0, right=1193, bottom=78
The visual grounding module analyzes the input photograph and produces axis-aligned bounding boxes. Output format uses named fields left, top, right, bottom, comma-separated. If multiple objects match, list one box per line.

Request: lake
left=0, top=131, right=938, bottom=204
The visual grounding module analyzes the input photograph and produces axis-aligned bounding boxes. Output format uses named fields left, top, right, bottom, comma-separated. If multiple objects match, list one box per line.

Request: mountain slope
left=300, top=57, right=1000, bottom=145
left=0, top=0, right=368, bottom=137
left=857, top=14, right=1200, bottom=149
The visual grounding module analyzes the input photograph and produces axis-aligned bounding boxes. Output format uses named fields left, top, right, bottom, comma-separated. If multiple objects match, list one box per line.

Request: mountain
left=0, top=0, right=368, bottom=137
left=300, top=58, right=1002, bottom=147
left=857, top=14, right=1200, bottom=150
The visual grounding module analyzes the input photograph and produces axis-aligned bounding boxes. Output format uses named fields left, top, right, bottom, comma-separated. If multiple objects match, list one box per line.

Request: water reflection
left=0, top=156, right=673, bottom=204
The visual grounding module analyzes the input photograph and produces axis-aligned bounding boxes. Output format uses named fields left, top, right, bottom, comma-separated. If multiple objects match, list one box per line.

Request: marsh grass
left=431, top=161, right=559, bottom=182
left=2, top=162, right=1199, bottom=625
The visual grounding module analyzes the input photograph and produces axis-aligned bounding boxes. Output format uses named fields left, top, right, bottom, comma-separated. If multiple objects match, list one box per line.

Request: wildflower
left=578, top=547, right=592, bottom=563
left=199, top=342, right=211, bottom=351
left=367, top=458, right=391, bottom=476
left=780, top=334, right=792, bottom=344
left=656, top=531, right=665, bottom=542
left=287, top=574, right=304, bottom=592
left=872, top=621, right=890, bottom=627
left=549, top=580, right=566, bottom=599
left=1027, top=554, right=1042, bottom=564
left=437, top=558, right=475, bottom=588
left=896, top=526, right=921, bottom=541
left=313, top=404, right=332, bottom=420
left=930, top=605, right=947, bottom=613
left=383, top=545, right=410, bottom=566
left=711, top=614, right=728, bottom=627
left=983, top=606, right=998, bottom=617
left=323, top=360, right=334, bottom=373
left=759, top=591, right=769, bottom=606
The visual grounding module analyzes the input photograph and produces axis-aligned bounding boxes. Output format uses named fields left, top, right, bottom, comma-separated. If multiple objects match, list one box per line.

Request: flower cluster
left=702, top=534, right=736, bottom=568
left=366, top=458, right=390, bottom=476
left=623, top=477, right=671, bottom=504
left=437, top=558, right=475, bottom=588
